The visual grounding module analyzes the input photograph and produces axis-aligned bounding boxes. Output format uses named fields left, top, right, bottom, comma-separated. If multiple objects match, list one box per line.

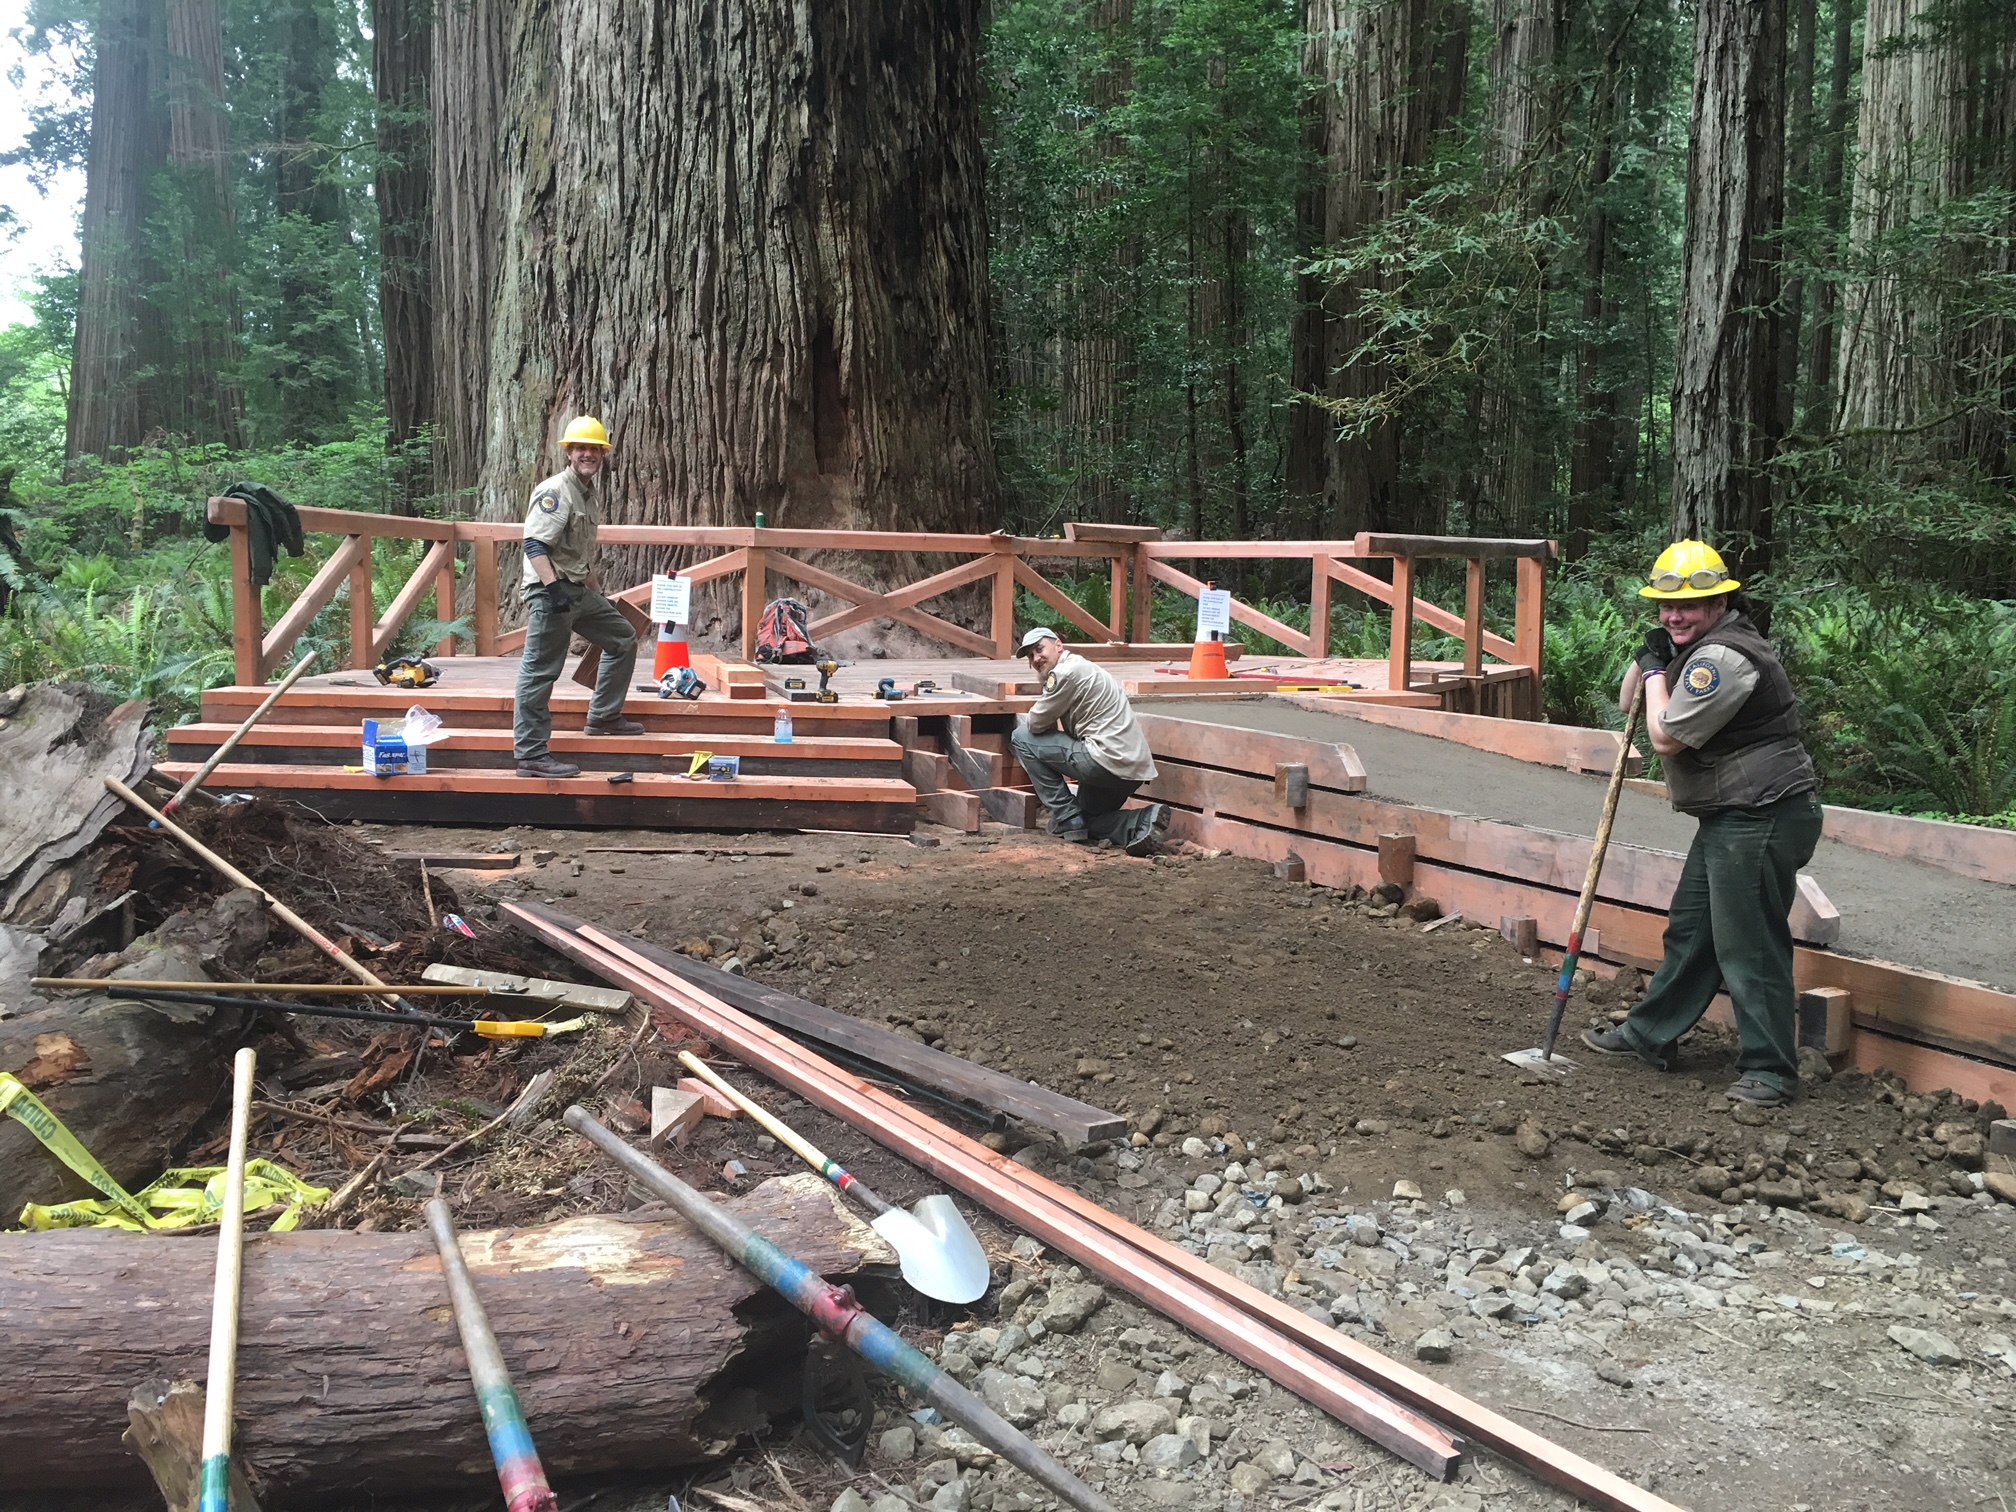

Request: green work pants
left=1619, top=790, right=1823, bottom=1092
left=513, top=584, right=638, bottom=761
left=1010, top=725, right=1150, bottom=844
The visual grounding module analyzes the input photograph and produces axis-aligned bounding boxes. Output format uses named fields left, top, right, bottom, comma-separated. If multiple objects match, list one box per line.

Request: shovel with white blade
left=678, top=1051, right=992, bottom=1304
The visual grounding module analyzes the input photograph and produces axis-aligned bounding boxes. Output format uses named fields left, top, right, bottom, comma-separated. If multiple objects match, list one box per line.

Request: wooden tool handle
left=197, top=1047, right=257, bottom=1512
left=678, top=1051, right=834, bottom=1171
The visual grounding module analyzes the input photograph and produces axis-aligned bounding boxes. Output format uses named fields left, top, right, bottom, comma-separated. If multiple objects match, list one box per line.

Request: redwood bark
left=434, top=0, right=999, bottom=602
left=0, top=1192, right=885, bottom=1496
left=375, top=0, right=434, bottom=490
left=163, top=0, right=244, bottom=449
left=67, top=0, right=171, bottom=462
left=1290, top=0, right=1470, bottom=537
left=1669, top=0, right=1788, bottom=581
left=1803, top=0, right=1856, bottom=426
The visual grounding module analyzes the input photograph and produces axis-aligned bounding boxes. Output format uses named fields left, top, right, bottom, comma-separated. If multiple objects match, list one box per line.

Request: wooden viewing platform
left=194, top=501, right=1556, bottom=832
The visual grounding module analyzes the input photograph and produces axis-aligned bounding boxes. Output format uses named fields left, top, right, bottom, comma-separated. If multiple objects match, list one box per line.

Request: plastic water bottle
left=773, top=706, right=793, bottom=743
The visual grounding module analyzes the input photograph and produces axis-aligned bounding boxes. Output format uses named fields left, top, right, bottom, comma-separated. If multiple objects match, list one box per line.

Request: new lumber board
left=976, top=787, right=1046, bottom=828
left=1144, top=754, right=1839, bottom=943
left=1272, top=698, right=1644, bottom=777
left=510, top=905, right=1127, bottom=1146
left=916, top=789, right=982, bottom=832
left=515, top=909, right=1696, bottom=1512
left=419, top=963, right=632, bottom=1012
left=152, top=764, right=916, bottom=834
left=1138, top=711, right=1367, bottom=794
left=1817, top=805, right=2016, bottom=887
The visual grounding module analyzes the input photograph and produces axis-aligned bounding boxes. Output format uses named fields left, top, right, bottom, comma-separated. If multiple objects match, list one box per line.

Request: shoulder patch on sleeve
left=1044, top=672, right=1059, bottom=693
left=1680, top=657, right=1721, bottom=697
left=533, top=490, right=562, bottom=514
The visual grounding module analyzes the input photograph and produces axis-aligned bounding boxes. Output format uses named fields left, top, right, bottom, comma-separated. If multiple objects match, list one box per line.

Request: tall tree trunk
left=1670, top=0, right=1788, bottom=583
left=67, top=0, right=171, bottom=463
left=1775, top=0, right=1817, bottom=438
left=162, top=0, right=243, bottom=449
left=1836, top=0, right=1964, bottom=441
left=434, top=0, right=999, bottom=603
left=1803, top=0, right=1857, bottom=427
left=1476, top=0, right=1567, bottom=535
left=1290, top=0, right=1470, bottom=537
left=375, top=0, right=434, bottom=501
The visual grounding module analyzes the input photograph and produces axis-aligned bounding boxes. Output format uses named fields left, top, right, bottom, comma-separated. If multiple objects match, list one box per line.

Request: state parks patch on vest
left=1680, top=657, right=1720, bottom=696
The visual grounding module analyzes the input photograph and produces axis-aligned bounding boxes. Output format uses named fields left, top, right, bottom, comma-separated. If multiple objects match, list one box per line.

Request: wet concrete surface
left=1152, top=700, right=2016, bottom=993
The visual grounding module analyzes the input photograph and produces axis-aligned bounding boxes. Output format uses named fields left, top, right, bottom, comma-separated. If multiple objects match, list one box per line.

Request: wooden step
left=156, top=763, right=917, bottom=834
left=197, top=684, right=894, bottom=739
left=165, top=724, right=902, bottom=778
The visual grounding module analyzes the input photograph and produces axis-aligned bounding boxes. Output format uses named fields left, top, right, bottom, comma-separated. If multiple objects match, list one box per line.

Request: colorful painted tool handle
left=424, top=1198, right=561, bottom=1512
left=1540, top=683, right=1645, bottom=1062
left=676, top=1050, right=897, bottom=1219
left=197, top=1047, right=257, bottom=1512
left=563, top=1106, right=1116, bottom=1512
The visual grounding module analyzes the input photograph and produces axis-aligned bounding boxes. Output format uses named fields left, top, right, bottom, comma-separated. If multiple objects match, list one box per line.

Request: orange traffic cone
left=1188, top=631, right=1228, bottom=680
left=653, top=621, right=692, bottom=679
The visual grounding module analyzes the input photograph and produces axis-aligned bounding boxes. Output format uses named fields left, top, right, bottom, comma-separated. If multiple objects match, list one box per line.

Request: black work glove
left=538, top=579, right=576, bottom=615
left=1634, top=627, right=1677, bottom=678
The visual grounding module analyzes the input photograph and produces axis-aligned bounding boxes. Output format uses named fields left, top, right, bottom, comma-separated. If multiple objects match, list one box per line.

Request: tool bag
left=754, top=597, right=817, bottom=663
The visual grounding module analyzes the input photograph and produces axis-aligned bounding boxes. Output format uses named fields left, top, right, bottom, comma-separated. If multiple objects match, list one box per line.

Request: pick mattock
left=1503, top=680, right=1646, bottom=1076
left=678, top=1050, right=990, bottom=1304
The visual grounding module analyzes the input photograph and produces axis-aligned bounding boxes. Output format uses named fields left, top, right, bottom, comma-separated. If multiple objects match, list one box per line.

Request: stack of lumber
left=890, top=711, right=1044, bottom=832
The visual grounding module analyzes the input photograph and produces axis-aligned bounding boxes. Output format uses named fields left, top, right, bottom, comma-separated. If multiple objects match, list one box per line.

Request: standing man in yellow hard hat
left=1578, top=540, right=1821, bottom=1107
left=513, top=415, right=642, bottom=778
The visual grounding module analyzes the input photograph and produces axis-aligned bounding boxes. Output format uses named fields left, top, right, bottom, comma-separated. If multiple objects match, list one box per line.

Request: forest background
left=0, top=0, right=2009, bottom=825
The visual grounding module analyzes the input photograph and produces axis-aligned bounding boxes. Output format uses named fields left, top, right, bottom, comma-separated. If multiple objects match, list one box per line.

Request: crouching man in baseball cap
left=1008, top=627, right=1171, bottom=856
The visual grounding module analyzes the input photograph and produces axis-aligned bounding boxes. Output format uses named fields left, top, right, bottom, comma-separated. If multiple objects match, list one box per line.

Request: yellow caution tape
left=2, top=1072, right=329, bottom=1232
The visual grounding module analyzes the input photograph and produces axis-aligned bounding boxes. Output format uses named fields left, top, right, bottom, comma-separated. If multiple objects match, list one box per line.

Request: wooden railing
left=207, top=498, right=1552, bottom=712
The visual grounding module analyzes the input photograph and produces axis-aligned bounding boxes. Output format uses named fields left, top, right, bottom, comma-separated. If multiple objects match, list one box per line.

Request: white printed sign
left=1196, top=587, right=1232, bottom=639
left=650, top=573, right=692, bottom=625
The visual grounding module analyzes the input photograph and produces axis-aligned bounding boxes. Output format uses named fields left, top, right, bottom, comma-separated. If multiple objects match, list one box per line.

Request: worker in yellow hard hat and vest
left=1578, top=541, right=1821, bottom=1107
left=513, top=415, right=641, bottom=778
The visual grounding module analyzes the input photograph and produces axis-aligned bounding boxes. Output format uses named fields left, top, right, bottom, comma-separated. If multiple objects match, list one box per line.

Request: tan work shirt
left=520, top=467, right=602, bottom=587
left=1026, top=651, right=1157, bottom=783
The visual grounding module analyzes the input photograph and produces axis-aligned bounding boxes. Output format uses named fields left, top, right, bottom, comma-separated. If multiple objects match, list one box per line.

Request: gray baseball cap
left=1013, top=626, right=1061, bottom=657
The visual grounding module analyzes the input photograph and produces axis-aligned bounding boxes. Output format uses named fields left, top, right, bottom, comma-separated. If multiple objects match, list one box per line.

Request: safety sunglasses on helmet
left=1648, top=566, right=1728, bottom=593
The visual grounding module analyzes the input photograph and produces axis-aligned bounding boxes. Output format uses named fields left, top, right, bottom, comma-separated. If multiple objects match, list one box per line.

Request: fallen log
left=0, top=683, right=153, bottom=919
left=0, top=1176, right=893, bottom=1496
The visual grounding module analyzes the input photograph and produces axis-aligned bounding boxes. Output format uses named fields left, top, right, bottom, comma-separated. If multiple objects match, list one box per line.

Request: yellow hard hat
left=1639, top=539, right=1739, bottom=599
left=559, top=415, right=612, bottom=449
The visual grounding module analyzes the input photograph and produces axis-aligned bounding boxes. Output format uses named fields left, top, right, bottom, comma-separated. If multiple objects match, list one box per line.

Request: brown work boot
left=516, top=754, right=582, bottom=779
left=583, top=715, right=646, bottom=736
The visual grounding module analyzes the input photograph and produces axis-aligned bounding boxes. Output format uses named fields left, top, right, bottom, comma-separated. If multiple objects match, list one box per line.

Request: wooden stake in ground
left=163, top=652, right=317, bottom=817
left=198, top=1047, right=257, bottom=1512
left=419, top=861, right=436, bottom=930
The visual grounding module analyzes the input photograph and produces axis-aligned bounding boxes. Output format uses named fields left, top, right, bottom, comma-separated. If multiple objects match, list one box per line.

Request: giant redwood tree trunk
left=375, top=0, right=434, bottom=491
left=434, top=0, right=999, bottom=598
left=162, top=0, right=244, bottom=449
left=1289, top=0, right=1469, bottom=537
left=67, top=0, right=171, bottom=463
left=1669, top=0, right=1788, bottom=582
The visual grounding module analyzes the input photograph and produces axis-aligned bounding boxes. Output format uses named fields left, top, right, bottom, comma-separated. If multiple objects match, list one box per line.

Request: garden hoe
left=678, top=1050, right=991, bottom=1305
left=1503, top=680, right=1645, bottom=1077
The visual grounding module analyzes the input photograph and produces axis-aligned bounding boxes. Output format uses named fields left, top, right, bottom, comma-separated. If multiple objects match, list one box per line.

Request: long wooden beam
left=1012, top=558, right=1112, bottom=643
left=1268, top=698, right=1641, bottom=776
left=1321, top=557, right=1521, bottom=663
left=371, top=540, right=454, bottom=661
left=508, top=906, right=1694, bottom=1512
left=766, top=553, right=995, bottom=657
left=807, top=554, right=1000, bottom=641
left=259, top=534, right=367, bottom=679
left=1355, top=533, right=1556, bottom=561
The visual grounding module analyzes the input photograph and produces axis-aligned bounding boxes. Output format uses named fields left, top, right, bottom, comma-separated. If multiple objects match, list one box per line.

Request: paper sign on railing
left=650, top=573, right=692, bottom=625
left=1196, top=588, right=1232, bottom=639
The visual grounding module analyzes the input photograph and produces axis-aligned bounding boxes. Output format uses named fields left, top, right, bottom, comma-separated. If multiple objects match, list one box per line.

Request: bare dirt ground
left=288, top=815, right=2016, bottom=1512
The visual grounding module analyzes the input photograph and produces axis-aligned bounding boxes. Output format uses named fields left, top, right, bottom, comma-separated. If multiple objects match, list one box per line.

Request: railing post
left=435, top=542, right=458, bottom=656
left=472, top=532, right=499, bottom=656
left=1514, top=552, right=1548, bottom=717
left=1130, top=543, right=1153, bottom=643
left=741, top=545, right=768, bottom=661
left=1308, top=556, right=1332, bottom=660
left=228, top=518, right=262, bottom=686
left=991, top=542, right=1017, bottom=657
left=349, top=537, right=374, bottom=670
left=1463, top=557, right=1486, bottom=677
left=1387, top=554, right=1415, bottom=695
left=1108, top=551, right=1127, bottom=642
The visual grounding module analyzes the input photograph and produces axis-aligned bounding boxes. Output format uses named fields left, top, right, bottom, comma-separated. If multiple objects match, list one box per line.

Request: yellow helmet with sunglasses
left=1639, top=539, right=1740, bottom=600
